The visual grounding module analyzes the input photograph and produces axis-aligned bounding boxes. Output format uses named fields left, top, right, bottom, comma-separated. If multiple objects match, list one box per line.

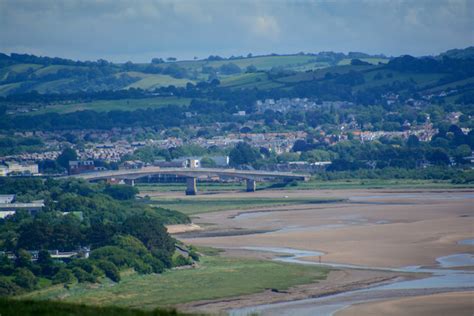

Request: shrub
left=0, top=279, right=21, bottom=296
left=95, top=260, right=120, bottom=282
left=52, top=269, right=76, bottom=285
left=90, top=246, right=132, bottom=268
left=172, top=254, right=191, bottom=267
left=72, top=267, right=96, bottom=283
left=13, top=268, right=37, bottom=290
left=103, top=185, right=138, bottom=200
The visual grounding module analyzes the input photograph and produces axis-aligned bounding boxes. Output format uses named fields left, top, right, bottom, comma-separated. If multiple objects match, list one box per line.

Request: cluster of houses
left=256, top=98, right=318, bottom=113
left=0, top=194, right=45, bottom=219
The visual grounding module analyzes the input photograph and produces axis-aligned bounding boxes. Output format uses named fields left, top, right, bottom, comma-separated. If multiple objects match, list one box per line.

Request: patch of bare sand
left=174, top=189, right=473, bottom=314
left=337, top=291, right=474, bottom=316
left=178, top=268, right=406, bottom=315
left=181, top=190, right=474, bottom=268
left=166, top=223, right=202, bottom=234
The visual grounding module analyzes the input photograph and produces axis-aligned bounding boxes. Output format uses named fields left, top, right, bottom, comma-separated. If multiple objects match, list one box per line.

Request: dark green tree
left=56, top=147, right=77, bottom=169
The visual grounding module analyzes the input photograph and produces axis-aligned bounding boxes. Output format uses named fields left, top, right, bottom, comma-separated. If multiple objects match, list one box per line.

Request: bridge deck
left=66, top=167, right=310, bottom=181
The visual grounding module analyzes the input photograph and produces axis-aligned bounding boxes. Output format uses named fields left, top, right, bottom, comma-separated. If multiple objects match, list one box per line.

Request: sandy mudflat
left=166, top=223, right=202, bottom=234
left=170, top=189, right=474, bottom=313
left=180, top=189, right=474, bottom=268
left=337, top=291, right=474, bottom=316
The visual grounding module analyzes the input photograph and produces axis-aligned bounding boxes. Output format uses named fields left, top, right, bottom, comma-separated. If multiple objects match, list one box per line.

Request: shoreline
left=172, top=188, right=474, bottom=314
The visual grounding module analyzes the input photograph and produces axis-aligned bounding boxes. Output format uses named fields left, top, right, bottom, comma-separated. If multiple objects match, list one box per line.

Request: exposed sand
left=169, top=189, right=474, bottom=313
left=166, top=223, right=202, bottom=234
left=337, top=291, right=474, bottom=316
left=179, top=189, right=474, bottom=268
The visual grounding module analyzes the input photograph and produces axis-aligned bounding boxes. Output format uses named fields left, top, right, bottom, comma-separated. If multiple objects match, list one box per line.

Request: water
left=352, top=193, right=474, bottom=200
left=436, top=253, right=474, bottom=268
left=230, top=246, right=474, bottom=316
left=458, top=239, right=474, bottom=246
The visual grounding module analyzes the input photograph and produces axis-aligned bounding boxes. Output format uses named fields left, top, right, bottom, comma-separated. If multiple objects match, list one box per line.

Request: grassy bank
left=137, top=182, right=248, bottom=193
left=292, top=178, right=474, bottom=190
left=148, top=197, right=342, bottom=215
left=20, top=254, right=329, bottom=310
left=0, top=298, right=185, bottom=316
left=138, top=179, right=473, bottom=196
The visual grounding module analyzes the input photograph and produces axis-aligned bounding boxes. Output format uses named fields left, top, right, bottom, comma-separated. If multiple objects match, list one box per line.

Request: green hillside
left=1, top=49, right=473, bottom=115
left=28, top=97, right=191, bottom=115
left=0, top=52, right=392, bottom=96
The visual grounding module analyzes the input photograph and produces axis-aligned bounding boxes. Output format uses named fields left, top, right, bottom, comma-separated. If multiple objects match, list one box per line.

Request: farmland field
left=27, top=96, right=191, bottom=114
left=125, top=73, right=195, bottom=89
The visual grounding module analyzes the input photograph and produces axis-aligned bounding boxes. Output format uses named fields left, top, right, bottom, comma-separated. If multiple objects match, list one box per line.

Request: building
left=0, top=195, right=44, bottom=218
left=207, top=156, right=230, bottom=167
left=0, top=194, right=15, bottom=204
left=69, top=160, right=95, bottom=175
left=0, top=161, right=39, bottom=176
left=154, top=157, right=201, bottom=168
left=154, top=160, right=186, bottom=168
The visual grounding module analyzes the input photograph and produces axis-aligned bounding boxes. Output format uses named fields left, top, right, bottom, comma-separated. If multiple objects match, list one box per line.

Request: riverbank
left=337, top=291, right=474, bottom=316
left=174, top=188, right=474, bottom=314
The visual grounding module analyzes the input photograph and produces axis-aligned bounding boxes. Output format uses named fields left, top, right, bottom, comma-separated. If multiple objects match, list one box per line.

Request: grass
left=21, top=255, right=329, bottom=310
left=337, top=58, right=389, bottom=66
left=0, top=82, right=23, bottom=95
left=354, top=69, right=444, bottom=91
left=219, top=72, right=268, bottom=88
left=28, top=97, right=191, bottom=115
left=125, top=73, right=195, bottom=89
left=148, top=196, right=341, bottom=215
left=173, top=55, right=320, bottom=71
left=34, top=65, right=86, bottom=77
left=139, top=178, right=473, bottom=197
left=0, top=298, right=185, bottom=316
left=295, top=178, right=474, bottom=190
left=137, top=182, right=248, bottom=193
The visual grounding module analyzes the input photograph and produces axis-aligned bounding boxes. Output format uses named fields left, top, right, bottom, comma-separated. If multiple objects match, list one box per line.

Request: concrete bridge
left=67, top=167, right=310, bottom=195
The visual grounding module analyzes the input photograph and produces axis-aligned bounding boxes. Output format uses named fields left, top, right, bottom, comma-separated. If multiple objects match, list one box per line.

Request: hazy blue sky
left=1, top=0, right=473, bottom=62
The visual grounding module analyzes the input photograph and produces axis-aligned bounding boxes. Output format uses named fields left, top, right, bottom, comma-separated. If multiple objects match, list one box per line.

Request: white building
left=0, top=161, right=39, bottom=176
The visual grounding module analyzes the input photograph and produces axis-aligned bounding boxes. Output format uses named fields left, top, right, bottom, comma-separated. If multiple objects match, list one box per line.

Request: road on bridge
left=65, top=167, right=310, bottom=195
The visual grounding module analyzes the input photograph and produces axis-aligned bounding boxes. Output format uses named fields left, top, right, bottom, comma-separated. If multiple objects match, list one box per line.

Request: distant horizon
left=2, top=46, right=472, bottom=64
left=1, top=1, right=472, bottom=63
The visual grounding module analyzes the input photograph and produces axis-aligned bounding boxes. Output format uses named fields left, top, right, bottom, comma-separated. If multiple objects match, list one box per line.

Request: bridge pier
left=185, top=177, right=197, bottom=195
left=246, top=179, right=256, bottom=192
left=124, top=179, right=135, bottom=186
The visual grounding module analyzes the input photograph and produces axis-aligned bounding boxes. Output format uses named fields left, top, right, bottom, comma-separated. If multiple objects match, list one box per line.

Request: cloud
left=252, top=15, right=280, bottom=40
left=0, top=0, right=472, bottom=62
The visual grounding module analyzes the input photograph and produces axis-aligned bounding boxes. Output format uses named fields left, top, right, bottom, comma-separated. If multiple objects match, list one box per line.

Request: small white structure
left=0, top=161, right=39, bottom=176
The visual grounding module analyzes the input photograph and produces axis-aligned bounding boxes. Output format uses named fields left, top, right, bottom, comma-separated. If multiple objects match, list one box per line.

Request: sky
left=0, top=0, right=473, bottom=63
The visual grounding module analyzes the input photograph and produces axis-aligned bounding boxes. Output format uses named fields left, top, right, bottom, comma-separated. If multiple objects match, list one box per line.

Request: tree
left=13, top=268, right=37, bottom=290
left=95, top=260, right=120, bottom=282
left=200, top=157, right=217, bottom=168
left=15, top=249, right=32, bottom=269
left=151, top=58, right=164, bottom=64
left=454, top=144, right=471, bottom=164
left=122, top=213, right=175, bottom=258
left=37, top=250, right=56, bottom=277
left=229, top=142, right=260, bottom=166
left=407, top=135, right=420, bottom=147
left=0, top=279, right=21, bottom=296
left=246, top=65, right=257, bottom=73
left=56, top=147, right=77, bottom=169
left=104, top=185, right=138, bottom=200
left=52, top=268, right=75, bottom=284
left=219, top=63, right=241, bottom=75
left=427, top=148, right=450, bottom=165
